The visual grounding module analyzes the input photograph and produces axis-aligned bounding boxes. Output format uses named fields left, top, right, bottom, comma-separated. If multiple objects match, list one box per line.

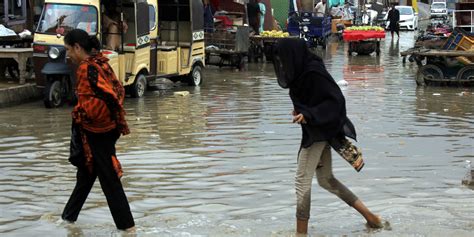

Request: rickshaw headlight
left=48, top=47, right=61, bottom=59
left=303, top=26, right=309, bottom=32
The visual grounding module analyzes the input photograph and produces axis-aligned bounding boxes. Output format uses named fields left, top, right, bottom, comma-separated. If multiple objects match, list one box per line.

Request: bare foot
left=56, top=218, right=74, bottom=226
left=366, top=215, right=383, bottom=229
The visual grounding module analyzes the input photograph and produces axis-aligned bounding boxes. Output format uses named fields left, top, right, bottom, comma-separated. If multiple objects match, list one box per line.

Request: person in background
left=289, top=0, right=301, bottom=14
left=102, top=2, right=128, bottom=50
left=258, top=0, right=266, bottom=34
left=247, top=0, right=261, bottom=34
left=61, top=29, right=135, bottom=232
left=313, top=0, right=327, bottom=17
left=300, top=0, right=314, bottom=12
left=203, top=0, right=215, bottom=32
left=210, top=0, right=220, bottom=14
left=272, top=38, right=384, bottom=234
left=386, top=3, right=400, bottom=38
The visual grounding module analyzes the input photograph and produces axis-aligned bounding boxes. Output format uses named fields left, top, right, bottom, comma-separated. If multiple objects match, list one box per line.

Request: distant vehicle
left=385, top=6, right=419, bottom=31
left=430, top=2, right=448, bottom=19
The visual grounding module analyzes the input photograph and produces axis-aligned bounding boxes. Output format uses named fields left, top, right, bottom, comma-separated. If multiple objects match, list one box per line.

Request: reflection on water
left=388, top=38, right=400, bottom=57
left=344, top=55, right=384, bottom=81
left=1, top=30, right=473, bottom=236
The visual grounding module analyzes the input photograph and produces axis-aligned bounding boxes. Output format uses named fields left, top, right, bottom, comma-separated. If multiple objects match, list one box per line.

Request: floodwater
left=1, top=31, right=473, bottom=237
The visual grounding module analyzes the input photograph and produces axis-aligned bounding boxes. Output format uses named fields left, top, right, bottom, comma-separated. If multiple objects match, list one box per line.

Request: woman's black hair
left=64, top=29, right=101, bottom=54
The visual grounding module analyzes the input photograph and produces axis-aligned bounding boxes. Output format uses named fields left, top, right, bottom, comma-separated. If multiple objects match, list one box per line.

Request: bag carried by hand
left=329, top=136, right=365, bottom=172
left=69, top=123, right=85, bottom=167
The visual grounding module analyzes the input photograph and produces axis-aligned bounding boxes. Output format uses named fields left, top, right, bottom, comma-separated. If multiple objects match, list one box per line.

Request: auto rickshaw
left=33, top=0, right=205, bottom=108
left=287, top=12, right=331, bottom=48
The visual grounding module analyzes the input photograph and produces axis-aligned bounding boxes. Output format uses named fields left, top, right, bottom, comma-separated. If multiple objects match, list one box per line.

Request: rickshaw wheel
left=130, top=74, right=147, bottom=98
left=188, top=65, right=202, bottom=86
left=43, top=80, right=63, bottom=108
left=456, top=66, right=474, bottom=81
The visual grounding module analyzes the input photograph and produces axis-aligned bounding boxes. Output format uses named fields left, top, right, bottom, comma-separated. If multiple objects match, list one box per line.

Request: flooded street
left=1, top=31, right=473, bottom=236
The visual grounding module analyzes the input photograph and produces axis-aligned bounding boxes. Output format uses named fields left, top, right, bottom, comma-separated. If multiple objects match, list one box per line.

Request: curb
left=0, top=83, right=42, bottom=108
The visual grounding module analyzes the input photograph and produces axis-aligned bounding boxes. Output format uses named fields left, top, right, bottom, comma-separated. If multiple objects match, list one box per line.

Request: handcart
left=400, top=27, right=474, bottom=86
left=342, top=28, right=385, bottom=56
left=249, top=34, right=297, bottom=62
left=205, top=26, right=250, bottom=69
left=404, top=49, right=474, bottom=86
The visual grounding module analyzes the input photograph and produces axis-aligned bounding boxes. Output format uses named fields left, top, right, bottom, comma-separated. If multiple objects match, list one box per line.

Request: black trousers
left=61, top=129, right=135, bottom=230
left=389, top=21, right=399, bottom=35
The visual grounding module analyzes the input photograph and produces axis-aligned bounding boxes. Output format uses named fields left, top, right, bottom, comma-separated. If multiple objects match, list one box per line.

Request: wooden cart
left=0, top=35, right=33, bottom=83
left=249, top=35, right=298, bottom=62
left=249, top=35, right=278, bottom=62
left=205, top=26, right=250, bottom=69
left=401, top=26, right=474, bottom=86
left=401, top=49, right=474, bottom=86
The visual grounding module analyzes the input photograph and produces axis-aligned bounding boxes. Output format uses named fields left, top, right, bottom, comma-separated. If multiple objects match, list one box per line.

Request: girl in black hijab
left=272, top=38, right=384, bottom=234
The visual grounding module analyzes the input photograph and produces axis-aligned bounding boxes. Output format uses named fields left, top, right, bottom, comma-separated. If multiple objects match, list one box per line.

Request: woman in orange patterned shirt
left=60, top=29, right=135, bottom=231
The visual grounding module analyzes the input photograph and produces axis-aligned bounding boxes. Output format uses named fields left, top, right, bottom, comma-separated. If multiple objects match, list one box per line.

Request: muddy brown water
left=0, top=31, right=473, bottom=236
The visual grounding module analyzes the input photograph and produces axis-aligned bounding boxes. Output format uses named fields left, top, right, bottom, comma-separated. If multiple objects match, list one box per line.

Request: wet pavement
left=0, top=30, right=473, bottom=236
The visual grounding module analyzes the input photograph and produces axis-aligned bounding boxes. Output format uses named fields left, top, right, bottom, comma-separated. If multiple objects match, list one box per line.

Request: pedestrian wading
left=272, top=38, right=385, bottom=234
left=61, top=29, right=135, bottom=231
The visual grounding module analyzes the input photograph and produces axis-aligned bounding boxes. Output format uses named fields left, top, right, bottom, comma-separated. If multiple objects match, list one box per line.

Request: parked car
left=430, top=2, right=448, bottom=19
left=385, top=6, right=419, bottom=31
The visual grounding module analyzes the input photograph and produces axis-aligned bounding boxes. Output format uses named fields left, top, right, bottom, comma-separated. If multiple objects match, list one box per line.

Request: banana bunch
left=260, top=30, right=290, bottom=38
left=345, top=26, right=384, bottom=31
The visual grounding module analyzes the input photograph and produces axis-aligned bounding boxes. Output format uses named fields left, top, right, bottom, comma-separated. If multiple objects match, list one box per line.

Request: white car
left=385, top=6, right=419, bottom=31
left=430, top=2, right=448, bottom=19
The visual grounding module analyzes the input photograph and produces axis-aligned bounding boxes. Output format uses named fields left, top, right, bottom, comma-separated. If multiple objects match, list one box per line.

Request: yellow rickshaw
left=33, top=0, right=205, bottom=108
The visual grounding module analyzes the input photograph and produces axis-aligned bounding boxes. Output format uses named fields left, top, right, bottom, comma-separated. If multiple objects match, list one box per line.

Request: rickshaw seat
left=123, top=45, right=136, bottom=52
left=156, top=45, right=176, bottom=51
left=160, top=41, right=192, bottom=48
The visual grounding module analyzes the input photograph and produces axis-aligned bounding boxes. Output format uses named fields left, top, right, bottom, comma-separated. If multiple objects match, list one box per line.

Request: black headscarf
left=273, top=38, right=310, bottom=88
left=273, top=38, right=356, bottom=147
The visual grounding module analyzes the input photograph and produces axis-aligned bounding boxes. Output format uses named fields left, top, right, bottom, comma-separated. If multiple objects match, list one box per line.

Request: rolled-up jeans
left=296, top=141, right=359, bottom=220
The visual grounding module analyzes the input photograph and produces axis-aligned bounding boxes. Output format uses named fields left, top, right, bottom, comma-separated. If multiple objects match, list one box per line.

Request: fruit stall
left=249, top=30, right=293, bottom=62
left=342, top=26, right=386, bottom=56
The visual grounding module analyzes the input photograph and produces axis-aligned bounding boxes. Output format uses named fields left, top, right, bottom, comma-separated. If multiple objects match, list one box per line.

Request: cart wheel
left=417, top=64, right=444, bottom=85
left=237, top=56, right=245, bottom=70
left=6, top=64, right=19, bottom=80
left=321, top=37, right=327, bottom=49
left=456, top=66, right=474, bottom=81
left=248, top=47, right=254, bottom=63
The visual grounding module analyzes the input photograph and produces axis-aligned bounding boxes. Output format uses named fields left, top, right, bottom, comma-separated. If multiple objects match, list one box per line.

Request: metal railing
left=453, top=10, right=474, bottom=33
